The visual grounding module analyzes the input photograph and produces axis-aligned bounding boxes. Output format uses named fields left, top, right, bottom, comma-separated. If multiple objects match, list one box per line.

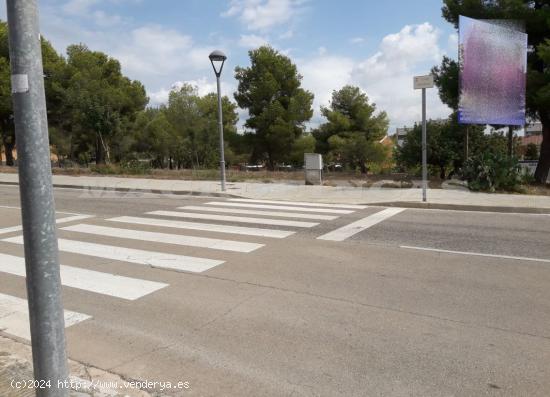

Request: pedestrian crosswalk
left=61, top=224, right=264, bottom=253
left=147, top=210, right=320, bottom=228
left=0, top=198, right=376, bottom=341
left=0, top=253, right=167, bottom=300
left=178, top=205, right=338, bottom=220
left=107, top=216, right=296, bottom=238
left=0, top=292, right=91, bottom=341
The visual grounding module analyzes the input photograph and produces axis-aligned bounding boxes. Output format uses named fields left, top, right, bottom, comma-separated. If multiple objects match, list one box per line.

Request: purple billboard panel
left=458, top=16, right=527, bottom=126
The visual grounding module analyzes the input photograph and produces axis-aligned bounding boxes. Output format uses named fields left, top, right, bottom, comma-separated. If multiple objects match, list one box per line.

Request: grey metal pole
left=6, top=1, right=69, bottom=395
left=216, top=74, right=226, bottom=191
left=422, top=87, right=427, bottom=202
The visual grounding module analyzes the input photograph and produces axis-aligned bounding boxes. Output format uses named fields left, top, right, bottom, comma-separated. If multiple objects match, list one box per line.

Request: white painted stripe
left=0, top=292, right=91, bottom=340
left=62, top=224, right=264, bottom=253
left=3, top=236, right=224, bottom=273
left=0, top=225, right=24, bottom=235
left=0, top=253, right=167, bottom=300
left=0, top=214, right=94, bottom=236
left=178, top=205, right=338, bottom=221
left=107, top=216, right=295, bottom=239
left=400, top=245, right=550, bottom=264
left=317, top=208, right=406, bottom=241
left=148, top=210, right=319, bottom=228
left=206, top=202, right=353, bottom=214
left=55, top=215, right=95, bottom=224
left=228, top=198, right=367, bottom=210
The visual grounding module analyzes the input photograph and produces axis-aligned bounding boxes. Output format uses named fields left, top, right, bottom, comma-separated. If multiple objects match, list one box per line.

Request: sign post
left=6, top=0, right=69, bottom=394
left=414, top=75, right=434, bottom=202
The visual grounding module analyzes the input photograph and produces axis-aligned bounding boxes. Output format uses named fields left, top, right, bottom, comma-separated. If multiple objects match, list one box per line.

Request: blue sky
left=0, top=0, right=458, bottom=132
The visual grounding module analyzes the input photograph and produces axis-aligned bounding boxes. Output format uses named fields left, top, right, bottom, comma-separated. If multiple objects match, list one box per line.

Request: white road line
left=400, top=245, right=550, bottom=264
left=228, top=198, right=367, bottom=210
left=107, top=216, right=295, bottom=239
left=0, top=293, right=91, bottom=340
left=317, top=208, right=406, bottom=241
left=147, top=210, right=319, bottom=228
left=0, top=253, right=167, bottom=301
left=0, top=214, right=94, bottom=236
left=62, top=224, right=264, bottom=253
left=0, top=225, right=25, bottom=235
left=178, top=205, right=339, bottom=221
left=3, top=236, right=224, bottom=273
left=56, top=215, right=95, bottom=224
left=206, top=202, right=354, bottom=214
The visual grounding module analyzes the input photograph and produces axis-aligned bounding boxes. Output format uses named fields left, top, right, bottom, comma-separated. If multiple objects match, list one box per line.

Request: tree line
left=1, top=0, right=549, bottom=183
left=0, top=23, right=390, bottom=173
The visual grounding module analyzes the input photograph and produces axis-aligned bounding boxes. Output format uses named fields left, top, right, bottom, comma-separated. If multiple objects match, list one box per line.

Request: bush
left=120, top=160, right=152, bottom=175
left=89, top=164, right=119, bottom=175
left=462, top=152, right=523, bottom=192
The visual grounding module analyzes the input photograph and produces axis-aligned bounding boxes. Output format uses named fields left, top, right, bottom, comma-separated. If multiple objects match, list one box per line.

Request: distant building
left=521, top=122, right=543, bottom=147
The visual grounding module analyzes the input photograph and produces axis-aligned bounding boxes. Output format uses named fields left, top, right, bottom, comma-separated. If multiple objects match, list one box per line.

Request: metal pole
left=508, top=125, right=514, bottom=158
left=6, top=1, right=69, bottom=395
left=465, top=126, right=469, bottom=160
left=422, top=88, right=427, bottom=202
left=216, top=74, right=226, bottom=191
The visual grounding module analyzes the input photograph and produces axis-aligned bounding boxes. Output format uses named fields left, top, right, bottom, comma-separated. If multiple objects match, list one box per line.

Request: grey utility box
left=304, top=153, right=323, bottom=185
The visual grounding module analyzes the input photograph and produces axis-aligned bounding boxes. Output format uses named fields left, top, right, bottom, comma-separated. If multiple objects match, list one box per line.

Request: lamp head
left=209, top=50, right=227, bottom=76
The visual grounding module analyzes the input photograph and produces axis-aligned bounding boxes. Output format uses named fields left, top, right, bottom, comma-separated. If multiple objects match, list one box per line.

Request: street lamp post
left=209, top=50, right=227, bottom=192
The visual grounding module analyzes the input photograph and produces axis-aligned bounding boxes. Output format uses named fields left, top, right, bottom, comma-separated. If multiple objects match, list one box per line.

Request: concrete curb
left=0, top=181, right=241, bottom=198
left=370, top=201, right=550, bottom=214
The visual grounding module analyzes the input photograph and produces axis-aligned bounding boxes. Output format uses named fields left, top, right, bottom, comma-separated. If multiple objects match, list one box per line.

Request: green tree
left=524, top=142, right=539, bottom=160
left=0, top=21, right=70, bottom=166
left=396, top=120, right=455, bottom=179
left=65, top=44, right=148, bottom=165
left=438, top=1, right=550, bottom=183
left=198, top=93, right=239, bottom=168
left=289, top=134, right=316, bottom=166
left=314, top=85, right=389, bottom=173
left=396, top=117, right=487, bottom=179
left=431, top=56, right=460, bottom=111
left=234, top=46, right=314, bottom=169
left=163, top=85, right=239, bottom=169
left=132, top=108, right=176, bottom=168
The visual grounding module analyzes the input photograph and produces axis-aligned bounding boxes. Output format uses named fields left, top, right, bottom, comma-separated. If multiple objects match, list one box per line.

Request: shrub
left=462, top=152, right=522, bottom=192
left=120, top=160, right=152, bottom=175
left=90, top=164, right=119, bottom=175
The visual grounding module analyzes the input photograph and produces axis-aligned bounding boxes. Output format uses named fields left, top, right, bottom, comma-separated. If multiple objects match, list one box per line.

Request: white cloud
left=279, top=30, right=294, bottom=40
left=351, top=23, right=448, bottom=130
left=62, top=0, right=101, bottom=15
left=317, top=46, right=327, bottom=56
left=350, top=37, right=366, bottom=45
left=27, top=2, right=222, bottom=110
left=298, top=55, right=355, bottom=126
left=149, top=78, right=236, bottom=107
left=447, top=33, right=458, bottom=57
left=298, top=23, right=451, bottom=132
left=222, top=0, right=307, bottom=31
left=238, top=34, right=269, bottom=48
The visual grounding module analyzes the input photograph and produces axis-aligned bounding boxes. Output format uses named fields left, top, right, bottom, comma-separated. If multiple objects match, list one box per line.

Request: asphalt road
left=0, top=185, right=549, bottom=396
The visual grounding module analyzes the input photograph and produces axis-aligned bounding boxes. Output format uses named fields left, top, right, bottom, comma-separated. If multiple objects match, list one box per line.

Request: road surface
left=0, top=185, right=549, bottom=396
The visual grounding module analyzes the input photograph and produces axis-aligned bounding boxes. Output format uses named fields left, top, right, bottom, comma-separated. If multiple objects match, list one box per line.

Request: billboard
left=458, top=16, right=528, bottom=126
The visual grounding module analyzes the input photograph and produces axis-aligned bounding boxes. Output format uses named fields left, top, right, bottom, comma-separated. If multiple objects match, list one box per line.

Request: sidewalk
left=1, top=172, right=550, bottom=213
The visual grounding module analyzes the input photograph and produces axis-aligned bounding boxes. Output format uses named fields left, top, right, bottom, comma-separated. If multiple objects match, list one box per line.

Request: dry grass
left=1, top=165, right=549, bottom=195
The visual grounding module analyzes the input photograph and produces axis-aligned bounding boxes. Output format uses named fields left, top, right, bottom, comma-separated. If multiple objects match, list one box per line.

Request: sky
left=0, top=0, right=459, bottom=133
